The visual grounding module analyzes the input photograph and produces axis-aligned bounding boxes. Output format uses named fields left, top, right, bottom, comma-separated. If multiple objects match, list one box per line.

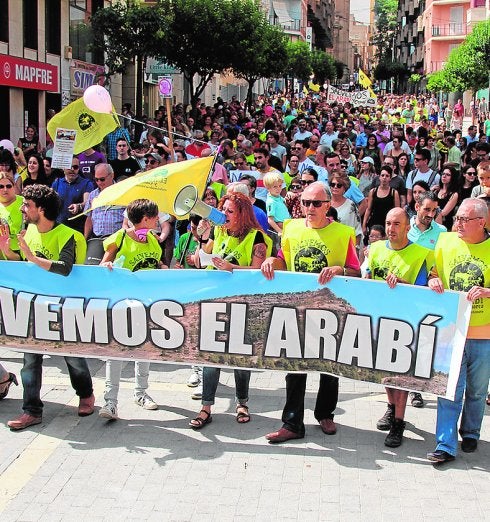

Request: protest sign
left=0, top=263, right=470, bottom=400
left=327, top=86, right=377, bottom=107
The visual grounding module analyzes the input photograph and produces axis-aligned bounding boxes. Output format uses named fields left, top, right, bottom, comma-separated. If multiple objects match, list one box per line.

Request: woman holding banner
left=189, top=192, right=272, bottom=429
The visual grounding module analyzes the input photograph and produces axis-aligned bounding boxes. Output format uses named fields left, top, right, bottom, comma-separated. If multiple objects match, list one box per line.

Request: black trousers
left=281, top=373, right=339, bottom=436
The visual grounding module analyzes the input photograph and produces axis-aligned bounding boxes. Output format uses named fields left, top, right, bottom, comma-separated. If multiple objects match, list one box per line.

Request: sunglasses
left=145, top=159, right=157, bottom=165
left=290, top=184, right=302, bottom=190
left=330, top=182, right=344, bottom=188
left=301, top=199, right=329, bottom=207
left=300, top=179, right=315, bottom=186
left=0, top=183, right=13, bottom=189
left=95, top=177, right=107, bottom=182
left=466, top=171, right=476, bottom=175
left=71, top=165, right=79, bottom=170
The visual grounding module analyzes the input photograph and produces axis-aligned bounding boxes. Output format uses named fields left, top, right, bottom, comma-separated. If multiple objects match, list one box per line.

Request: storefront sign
left=70, top=60, right=106, bottom=97
left=0, top=54, right=59, bottom=92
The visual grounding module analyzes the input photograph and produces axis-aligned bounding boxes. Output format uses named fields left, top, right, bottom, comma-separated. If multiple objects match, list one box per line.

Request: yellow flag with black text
left=358, top=69, right=372, bottom=88
left=90, top=156, right=213, bottom=216
left=47, top=98, right=119, bottom=154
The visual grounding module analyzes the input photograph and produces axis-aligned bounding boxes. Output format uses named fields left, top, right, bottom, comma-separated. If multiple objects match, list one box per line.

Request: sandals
left=236, top=404, right=251, bottom=424
left=0, top=373, right=18, bottom=400
left=189, top=409, right=212, bottom=430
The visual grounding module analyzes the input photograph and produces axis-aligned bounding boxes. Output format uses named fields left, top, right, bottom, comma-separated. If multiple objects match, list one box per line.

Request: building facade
left=0, top=0, right=122, bottom=148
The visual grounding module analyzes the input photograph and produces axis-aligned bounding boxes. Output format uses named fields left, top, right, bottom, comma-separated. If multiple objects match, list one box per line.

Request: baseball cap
left=360, top=157, right=374, bottom=165
left=144, top=152, right=162, bottom=162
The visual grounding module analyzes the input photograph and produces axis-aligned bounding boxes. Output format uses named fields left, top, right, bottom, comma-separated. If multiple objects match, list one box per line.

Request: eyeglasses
left=414, top=157, right=424, bottom=161
left=71, top=165, right=79, bottom=170
left=95, top=177, right=107, bottom=183
left=454, top=216, right=481, bottom=224
left=466, top=171, right=476, bottom=175
left=330, top=182, right=344, bottom=188
left=145, top=159, right=157, bottom=165
left=234, top=162, right=245, bottom=167
left=300, top=179, right=315, bottom=186
left=290, top=184, right=302, bottom=190
left=301, top=199, right=330, bottom=207
left=477, top=153, right=488, bottom=158
left=0, top=184, right=13, bottom=189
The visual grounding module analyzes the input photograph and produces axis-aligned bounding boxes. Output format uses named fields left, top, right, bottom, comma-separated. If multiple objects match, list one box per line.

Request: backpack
left=410, top=168, right=437, bottom=188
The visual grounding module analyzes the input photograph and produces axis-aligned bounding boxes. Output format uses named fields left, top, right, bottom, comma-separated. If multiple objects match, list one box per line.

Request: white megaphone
left=173, top=185, right=226, bottom=225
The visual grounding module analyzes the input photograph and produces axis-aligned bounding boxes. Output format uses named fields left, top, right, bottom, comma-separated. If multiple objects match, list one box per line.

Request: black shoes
left=409, top=392, right=424, bottom=408
left=427, top=450, right=455, bottom=463
left=377, top=403, right=395, bottom=431
left=461, top=438, right=478, bottom=453
left=384, top=418, right=406, bottom=448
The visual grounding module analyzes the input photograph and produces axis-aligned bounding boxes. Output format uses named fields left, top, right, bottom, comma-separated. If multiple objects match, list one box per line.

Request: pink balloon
left=264, top=105, right=274, bottom=117
left=83, top=85, right=113, bottom=114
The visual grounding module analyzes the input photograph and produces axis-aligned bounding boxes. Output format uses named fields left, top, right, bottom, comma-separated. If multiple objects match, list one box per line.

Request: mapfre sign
left=0, top=54, right=59, bottom=92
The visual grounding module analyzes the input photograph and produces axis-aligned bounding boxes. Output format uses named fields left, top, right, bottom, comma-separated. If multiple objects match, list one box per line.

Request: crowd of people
left=0, top=90, right=489, bottom=465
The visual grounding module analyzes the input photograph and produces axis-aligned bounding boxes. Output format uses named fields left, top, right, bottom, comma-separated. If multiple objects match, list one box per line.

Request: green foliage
left=374, top=60, right=407, bottom=81
left=372, top=0, right=398, bottom=62
left=440, top=20, right=490, bottom=91
left=286, top=40, right=312, bottom=82
left=311, top=51, right=336, bottom=84
left=91, top=2, right=166, bottom=76
left=409, top=73, right=422, bottom=84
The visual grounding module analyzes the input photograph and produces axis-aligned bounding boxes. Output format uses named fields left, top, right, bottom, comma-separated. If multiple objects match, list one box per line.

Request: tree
left=232, top=21, right=288, bottom=114
left=157, top=0, right=271, bottom=105
left=91, top=2, right=168, bottom=117
left=372, top=0, right=398, bottom=63
left=311, top=51, right=336, bottom=85
left=285, top=40, right=312, bottom=92
left=443, top=20, right=490, bottom=92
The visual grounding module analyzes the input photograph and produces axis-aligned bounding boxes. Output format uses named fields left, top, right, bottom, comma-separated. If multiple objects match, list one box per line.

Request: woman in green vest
left=189, top=192, right=272, bottom=429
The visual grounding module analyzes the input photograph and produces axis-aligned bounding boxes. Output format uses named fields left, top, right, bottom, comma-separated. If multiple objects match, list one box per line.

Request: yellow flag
left=358, top=69, right=372, bottom=88
left=47, top=98, right=119, bottom=154
left=90, top=156, right=213, bottom=216
left=303, top=85, right=309, bottom=95
left=368, top=86, right=377, bottom=100
left=308, top=81, right=320, bottom=92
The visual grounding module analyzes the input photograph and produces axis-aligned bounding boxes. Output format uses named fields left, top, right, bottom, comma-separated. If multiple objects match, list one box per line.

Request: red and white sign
left=0, top=54, right=59, bottom=92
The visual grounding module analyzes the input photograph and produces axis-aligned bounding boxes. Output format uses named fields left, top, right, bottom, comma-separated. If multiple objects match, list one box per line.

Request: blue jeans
left=435, top=338, right=490, bottom=456
left=21, top=353, right=93, bottom=417
left=202, top=367, right=250, bottom=406
left=104, top=359, right=150, bottom=404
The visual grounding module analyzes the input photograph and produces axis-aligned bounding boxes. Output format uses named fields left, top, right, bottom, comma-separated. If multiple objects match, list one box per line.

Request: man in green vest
left=367, top=207, right=433, bottom=448
left=261, top=182, right=361, bottom=442
left=4, top=185, right=95, bottom=431
left=427, top=198, right=490, bottom=463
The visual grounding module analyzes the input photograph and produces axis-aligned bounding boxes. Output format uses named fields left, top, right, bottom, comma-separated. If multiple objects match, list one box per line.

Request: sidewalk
left=0, top=347, right=488, bottom=522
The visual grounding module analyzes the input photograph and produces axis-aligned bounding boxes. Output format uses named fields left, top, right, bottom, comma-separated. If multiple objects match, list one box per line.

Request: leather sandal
left=236, top=404, right=251, bottom=423
left=189, top=409, right=212, bottom=430
left=0, top=373, right=18, bottom=400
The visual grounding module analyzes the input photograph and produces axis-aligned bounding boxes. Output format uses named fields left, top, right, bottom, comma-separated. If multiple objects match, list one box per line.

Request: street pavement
left=0, top=347, right=488, bottom=522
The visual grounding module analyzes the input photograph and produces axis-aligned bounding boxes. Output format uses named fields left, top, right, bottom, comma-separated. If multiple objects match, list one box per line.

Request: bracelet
left=343, top=267, right=347, bottom=276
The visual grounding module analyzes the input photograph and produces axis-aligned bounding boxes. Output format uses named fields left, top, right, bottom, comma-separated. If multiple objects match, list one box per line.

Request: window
left=69, top=0, right=104, bottom=63
left=0, top=0, right=8, bottom=42
left=45, top=0, right=61, bottom=55
left=23, top=0, right=38, bottom=50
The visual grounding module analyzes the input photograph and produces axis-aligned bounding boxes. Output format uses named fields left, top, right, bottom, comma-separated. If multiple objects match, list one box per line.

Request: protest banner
left=327, top=86, right=377, bottom=107
left=0, top=262, right=470, bottom=400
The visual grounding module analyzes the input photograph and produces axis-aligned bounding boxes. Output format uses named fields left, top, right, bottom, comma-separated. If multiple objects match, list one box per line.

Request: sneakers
left=377, top=403, right=395, bottom=431
left=99, top=401, right=118, bottom=420
left=187, top=367, right=202, bottom=388
left=409, top=392, right=424, bottom=408
left=384, top=418, right=406, bottom=447
left=78, top=393, right=95, bottom=416
left=135, top=393, right=158, bottom=410
left=191, top=384, right=202, bottom=400
left=8, top=413, right=42, bottom=430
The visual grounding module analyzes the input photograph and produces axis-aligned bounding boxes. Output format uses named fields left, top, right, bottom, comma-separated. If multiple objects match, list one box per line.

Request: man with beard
left=3, top=185, right=94, bottom=430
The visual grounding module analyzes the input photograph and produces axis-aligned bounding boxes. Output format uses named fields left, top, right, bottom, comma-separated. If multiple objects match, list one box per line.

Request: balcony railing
left=431, top=23, right=467, bottom=36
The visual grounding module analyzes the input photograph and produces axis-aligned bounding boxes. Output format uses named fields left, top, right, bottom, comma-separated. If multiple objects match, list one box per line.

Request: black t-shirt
left=109, top=157, right=141, bottom=180
left=253, top=198, right=267, bottom=213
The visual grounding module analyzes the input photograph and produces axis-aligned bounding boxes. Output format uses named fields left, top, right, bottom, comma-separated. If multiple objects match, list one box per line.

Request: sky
left=350, top=0, right=371, bottom=24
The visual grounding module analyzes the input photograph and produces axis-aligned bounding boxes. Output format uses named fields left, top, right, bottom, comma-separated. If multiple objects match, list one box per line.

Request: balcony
left=431, top=23, right=467, bottom=37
